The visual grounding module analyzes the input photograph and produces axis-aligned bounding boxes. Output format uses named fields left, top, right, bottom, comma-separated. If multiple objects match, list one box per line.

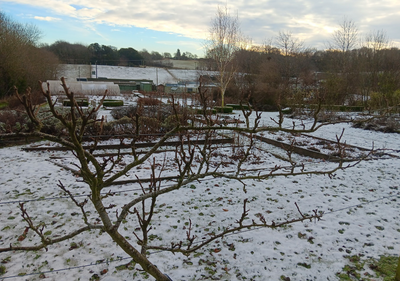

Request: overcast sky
left=1, top=0, right=399, bottom=57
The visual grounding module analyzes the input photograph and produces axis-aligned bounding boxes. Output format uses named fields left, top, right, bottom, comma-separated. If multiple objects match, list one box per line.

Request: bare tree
left=0, top=77, right=365, bottom=280
left=331, top=16, right=358, bottom=52
left=276, top=30, right=304, bottom=56
left=363, top=29, right=390, bottom=52
left=205, top=5, right=248, bottom=108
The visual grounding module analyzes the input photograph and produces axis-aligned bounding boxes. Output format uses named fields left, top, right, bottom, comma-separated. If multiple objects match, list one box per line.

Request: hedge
left=292, top=104, right=365, bottom=112
left=196, top=108, right=217, bottom=115
left=214, top=106, right=233, bottom=113
left=103, top=100, right=124, bottom=107
left=226, top=104, right=251, bottom=110
left=63, top=99, right=89, bottom=107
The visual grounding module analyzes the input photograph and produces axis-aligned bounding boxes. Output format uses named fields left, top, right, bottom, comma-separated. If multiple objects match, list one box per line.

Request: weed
left=0, top=265, right=6, bottom=275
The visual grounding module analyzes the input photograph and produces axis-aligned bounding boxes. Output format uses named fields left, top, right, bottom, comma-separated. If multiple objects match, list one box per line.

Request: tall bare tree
left=331, top=17, right=359, bottom=52
left=276, top=30, right=304, bottom=57
left=364, top=29, right=390, bottom=52
left=205, top=5, right=247, bottom=108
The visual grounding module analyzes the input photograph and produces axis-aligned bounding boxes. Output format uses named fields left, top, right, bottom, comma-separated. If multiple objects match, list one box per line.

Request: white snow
left=1, top=111, right=400, bottom=280
left=57, top=64, right=215, bottom=85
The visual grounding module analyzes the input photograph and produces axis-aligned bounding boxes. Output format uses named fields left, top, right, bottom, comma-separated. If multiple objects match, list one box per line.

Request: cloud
left=3, top=0, right=400, bottom=49
left=33, top=16, right=61, bottom=22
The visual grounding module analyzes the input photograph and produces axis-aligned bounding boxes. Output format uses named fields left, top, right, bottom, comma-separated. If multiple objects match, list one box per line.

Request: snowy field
left=0, top=111, right=400, bottom=280
left=57, top=64, right=214, bottom=85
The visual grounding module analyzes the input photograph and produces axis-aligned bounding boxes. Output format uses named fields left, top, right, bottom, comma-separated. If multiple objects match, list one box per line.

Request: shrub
left=162, top=114, right=188, bottom=131
left=137, top=97, right=162, bottom=106
left=0, top=110, right=30, bottom=133
left=138, top=116, right=161, bottom=134
left=0, top=100, right=8, bottom=109
left=111, top=106, right=138, bottom=119
left=369, top=90, right=400, bottom=110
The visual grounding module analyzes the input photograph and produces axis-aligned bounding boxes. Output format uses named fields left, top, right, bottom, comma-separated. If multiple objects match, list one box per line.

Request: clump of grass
left=0, top=265, right=6, bottom=275
left=369, top=255, right=398, bottom=280
left=337, top=254, right=399, bottom=280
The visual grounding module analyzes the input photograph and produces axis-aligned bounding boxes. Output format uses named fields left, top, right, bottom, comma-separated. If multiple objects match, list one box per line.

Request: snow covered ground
left=57, top=64, right=214, bottom=85
left=1, top=112, right=400, bottom=281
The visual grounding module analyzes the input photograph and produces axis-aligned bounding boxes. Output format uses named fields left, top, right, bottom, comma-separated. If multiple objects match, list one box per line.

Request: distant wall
left=156, top=60, right=199, bottom=70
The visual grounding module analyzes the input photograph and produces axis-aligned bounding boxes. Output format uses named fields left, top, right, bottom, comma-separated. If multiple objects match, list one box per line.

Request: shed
left=140, top=82, right=153, bottom=92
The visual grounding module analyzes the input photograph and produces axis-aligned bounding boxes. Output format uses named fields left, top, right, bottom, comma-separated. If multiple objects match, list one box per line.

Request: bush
left=137, top=97, right=162, bottom=106
left=162, top=114, right=188, bottom=131
left=111, top=106, right=138, bottom=119
left=369, top=90, right=400, bottom=110
left=0, top=110, right=30, bottom=133
left=0, top=100, right=8, bottom=109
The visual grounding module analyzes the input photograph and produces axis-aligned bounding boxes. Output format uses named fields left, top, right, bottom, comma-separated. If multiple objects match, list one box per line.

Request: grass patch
left=0, top=101, right=8, bottom=109
left=0, top=265, right=6, bottom=275
left=370, top=256, right=398, bottom=280
left=337, top=254, right=399, bottom=280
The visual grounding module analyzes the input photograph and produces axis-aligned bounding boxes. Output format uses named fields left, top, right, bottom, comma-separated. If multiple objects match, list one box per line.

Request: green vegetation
left=102, top=99, right=124, bottom=107
left=226, top=104, right=251, bottom=110
left=0, top=265, right=6, bottom=275
left=214, top=106, right=233, bottom=113
left=337, top=254, right=398, bottom=280
left=196, top=108, right=217, bottom=115
left=63, top=99, right=89, bottom=107
left=0, top=101, right=7, bottom=109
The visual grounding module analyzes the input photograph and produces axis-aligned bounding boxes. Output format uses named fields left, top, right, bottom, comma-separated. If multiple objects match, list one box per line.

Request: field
left=56, top=64, right=212, bottom=85
left=1, top=108, right=400, bottom=280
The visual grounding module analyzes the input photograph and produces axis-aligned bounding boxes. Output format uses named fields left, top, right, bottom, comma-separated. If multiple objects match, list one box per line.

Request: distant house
left=157, top=84, right=165, bottom=93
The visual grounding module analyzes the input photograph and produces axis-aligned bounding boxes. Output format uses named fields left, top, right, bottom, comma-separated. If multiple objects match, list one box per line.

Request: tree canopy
left=0, top=12, right=58, bottom=97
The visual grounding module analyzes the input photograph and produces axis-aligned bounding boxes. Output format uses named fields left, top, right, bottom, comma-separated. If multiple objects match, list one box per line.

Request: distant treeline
left=41, top=41, right=198, bottom=66
left=2, top=8, right=400, bottom=112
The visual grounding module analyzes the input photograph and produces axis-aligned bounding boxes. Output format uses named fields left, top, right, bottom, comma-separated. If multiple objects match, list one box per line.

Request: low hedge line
left=226, top=104, right=251, bottom=110
left=214, top=106, right=233, bottom=113
left=196, top=108, right=217, bottom=115
left=103, top=100, right=124, bottom=107
left=292, top=104, right=365, bottom=112
left=63, top=99, right=89, bottom=107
